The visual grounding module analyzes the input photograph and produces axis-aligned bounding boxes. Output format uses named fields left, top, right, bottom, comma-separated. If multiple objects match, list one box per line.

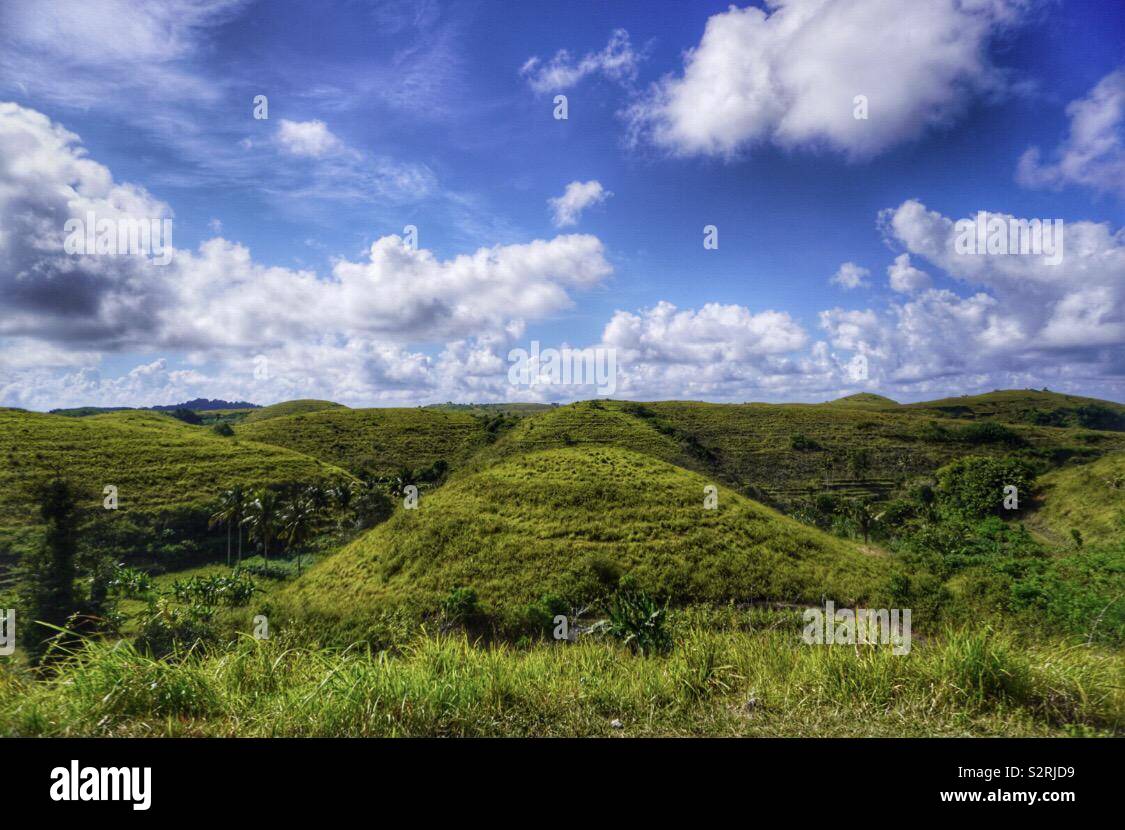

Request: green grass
left=283, top=446, right=889, bottom=636
left=236, top=406, right=491, bottom=476
left=241, top=399, right=348, bottom=423
left=1, top=621, right=1117, bottom=737
left=1031, top=453, right=1125, bottom=546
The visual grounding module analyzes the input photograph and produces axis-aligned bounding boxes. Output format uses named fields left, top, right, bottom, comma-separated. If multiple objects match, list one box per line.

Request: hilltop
left=283, top=445, right=889, bottom=636
left=902, top=389, right=1125, bottom=430
left=242, top=399, right=347, bottom=423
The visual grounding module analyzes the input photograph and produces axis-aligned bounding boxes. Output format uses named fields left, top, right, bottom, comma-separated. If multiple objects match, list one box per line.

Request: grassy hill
left=593, top=400, right=1125, bottom=504
left=236, top=407, right=491, bottom=477
left=902, top=390, right=1125, bottom=431
left=283, top=446, right=890, bottom=636
left=0, top=408, right=352, bottom=574
left=242, top=399, right=348, bottom=423
left=823, top=393, right=900, bottom=408
left=1031, top=453, right=1125, bottom=546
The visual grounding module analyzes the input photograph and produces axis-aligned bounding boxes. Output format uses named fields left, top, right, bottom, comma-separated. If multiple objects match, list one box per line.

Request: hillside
left=1032, top=453, right=1125, bottom=546
left=236, top=407, right=490, bottom=477
left=823, top=393, right=900, bottom=408
left=283, top=446, right=890, bottom=634
left=597, top=400, right=1125, bottom=504
left=242, top=399, right=348, bottom=423
left=902, top=390, right=1125, bottom=431
left=0, top=407, right=351, bottom=538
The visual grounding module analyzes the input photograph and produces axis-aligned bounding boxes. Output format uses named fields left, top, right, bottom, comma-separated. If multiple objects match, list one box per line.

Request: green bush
left=936, top=456, right=1036, bottom=519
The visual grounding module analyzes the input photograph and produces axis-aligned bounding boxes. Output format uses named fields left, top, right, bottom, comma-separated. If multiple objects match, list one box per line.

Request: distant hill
left=824, top=393, right=900, bottom=408
left=283, top=446, right=889, bottom=635
left=151, top=398, right=260, bottom=412
left=236, top=406, right=487, bottom=476
left=902, top=390, right=1125, bottom=431
left=241, top=399, right=348, bottom=423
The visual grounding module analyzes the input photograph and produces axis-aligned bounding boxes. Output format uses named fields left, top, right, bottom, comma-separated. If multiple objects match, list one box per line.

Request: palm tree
left=848, top=498, right=877, bottom=545
left=230, top=486, right=246, bottom=566
left=243, top=488, right=280, bottom=566
left=280, top=495, right=316, bottom=575
left=331, top=481, right=355, bottom=529
left=209, top=489, right=238, bottom=567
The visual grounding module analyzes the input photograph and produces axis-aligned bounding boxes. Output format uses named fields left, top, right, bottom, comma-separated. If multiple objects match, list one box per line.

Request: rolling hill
left=283, top=445, right=891, bottom=635
left=901, top=390, right=1125, bottom=430
left=241, top=399, right=348, bottom=423
left=0, top=408, right=353, bottom=570
left=235, top=406, right=493, bottom=477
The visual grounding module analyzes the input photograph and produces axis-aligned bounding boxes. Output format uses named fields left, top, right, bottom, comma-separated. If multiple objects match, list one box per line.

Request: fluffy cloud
left=0, top=102, right=613, bottom=408
left=548, top=180, right=612, bottom=227
left=886, top=253, right=931, bottom=294
left=276, top=119, right=345, bottom=158
left=1017, top=68, right=1125, bottom=199
left=815, top=199, right=1125, bottom=391
left=521, top=28, right=641, bottom=94
left=830, top=262, right=871, bottom=289
left=626, top=0, right=1025, bottom=159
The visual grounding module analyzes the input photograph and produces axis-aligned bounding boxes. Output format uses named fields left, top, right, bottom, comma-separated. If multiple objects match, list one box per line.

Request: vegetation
left=2, top=390, right=1123, bottom=737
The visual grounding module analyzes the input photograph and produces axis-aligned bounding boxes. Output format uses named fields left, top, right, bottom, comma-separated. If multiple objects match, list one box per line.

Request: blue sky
left=0, top=0, right=1122, bottom=409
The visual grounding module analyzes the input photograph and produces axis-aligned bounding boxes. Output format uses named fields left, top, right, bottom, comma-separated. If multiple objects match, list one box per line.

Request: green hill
left=283, top=446, right=890, bottom=635
left=1031, top=453, right=1125, bottom=546
left=236, top=407, right=491, bottom=477
left=902, top=390, right=1125, bottom=431
left=596, top=400, right=1125, bottom=504
left=242, top=399, right=348, bottom=423
left=824, top=393, right=900, bottom=408
left=0, top=408, right=352, bottom=568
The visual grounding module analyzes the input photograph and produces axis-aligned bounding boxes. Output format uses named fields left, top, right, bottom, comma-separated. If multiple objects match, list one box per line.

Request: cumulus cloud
left=0, top=102, right=613, bottom=408
left=816, top=198, right=1125, bottom=391
left=886, top=253, right=931, bottom=294
left=277, top=119, right=346, bottom=158
left=830, top=262, right=871, bottom=289
left=626, top=0, right=1025, bottom=159
left=521, top=28, right=641, bottom=93
left=1016, top=68, right=1125, bottom=199
left=548, top=180, right=612, bottom=227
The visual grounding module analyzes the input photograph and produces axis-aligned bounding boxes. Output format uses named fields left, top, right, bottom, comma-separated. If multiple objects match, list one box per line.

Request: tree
left=847, top=498, right=877, bottom=544
left=243, top=488, right=280, bottom=566
left=209, top=490, right=236, bottom=567
left=280, top=495, right=316, bottom=575
left=20, top=477, right=82, bottom=664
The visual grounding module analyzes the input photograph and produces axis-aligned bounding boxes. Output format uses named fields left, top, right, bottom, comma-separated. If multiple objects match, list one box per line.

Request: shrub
left=596, top=577, right=672, bottom=656
left=211, top=422, right=235, bottom=437
left=935, top=456, right=1036, bottom=519
left=789, top=433, right=821, bottom=451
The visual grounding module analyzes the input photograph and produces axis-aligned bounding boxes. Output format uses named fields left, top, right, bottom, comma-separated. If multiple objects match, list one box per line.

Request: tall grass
left=1, top=623, right=1118, bottom=737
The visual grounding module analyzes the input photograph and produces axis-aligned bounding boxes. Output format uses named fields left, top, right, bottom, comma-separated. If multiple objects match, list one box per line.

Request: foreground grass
left=1, top=623, right=1118, bottom=737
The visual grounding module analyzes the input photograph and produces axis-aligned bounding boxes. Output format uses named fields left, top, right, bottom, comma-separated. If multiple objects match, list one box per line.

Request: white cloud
left=1016, top=68, right=1125, bottom=199
left=0, top=102, right=614, bottom=408
left=886, top=253, right=931, bottom=294
left=521, top=28, right=641, bottom=94
left=626, top=0, right=1025, bottom=159
left=277, top=119, right=345, bottom=158
left=549, top=180, right=612, bottom=227
left=830, top=261, right=871, bottom=289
